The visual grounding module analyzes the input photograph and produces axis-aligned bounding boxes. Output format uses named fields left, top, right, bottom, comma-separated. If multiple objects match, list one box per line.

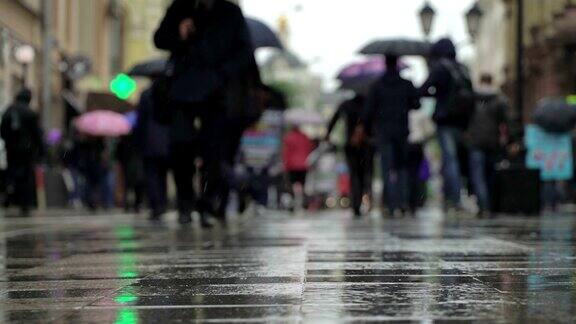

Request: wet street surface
left=0, top=210, right=575, bottom=323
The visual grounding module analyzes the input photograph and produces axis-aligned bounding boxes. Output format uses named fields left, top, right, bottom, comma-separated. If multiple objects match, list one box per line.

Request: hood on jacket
left=14, top=88, right=32, bottom=105
left=431, top=38, right=456, bottom=60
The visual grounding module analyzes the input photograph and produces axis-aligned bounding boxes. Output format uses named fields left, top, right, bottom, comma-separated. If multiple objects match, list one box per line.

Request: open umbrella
left=284, top=108, right=325, bottom=125
left=533, top=97, right=576, bottom=133
left=246, top=17, right=283, bottom=50
left=338, top=58, right=384, bottom=93
left=127, top=59, right=167, bottom=78
left=74, top=110, right=132, bottom=137
left=337, top=57, right=409, bottom=92
left=360, top=39, right=431, bottom=57
left=128, top=18, right=282, bottom=78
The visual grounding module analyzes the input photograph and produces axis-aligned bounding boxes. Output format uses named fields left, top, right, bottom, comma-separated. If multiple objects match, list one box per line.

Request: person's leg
left=170, top=143, right=195, bottom=224
left=437, top=127, right=462, bottom=207
left=18, top=164, right=35, bottom=216
left=144, top=159, right=162, bottom=219
left=379, top=140, right=395, bottom=215
left=346, top=146, right=363, bottom=216
left=364, top=146, right=375, bottom=201
left=197, top=110, right=224, bottom=225
left=396, top=139, right=410, bottom=213
left=469, top=149, right=490, bottom=213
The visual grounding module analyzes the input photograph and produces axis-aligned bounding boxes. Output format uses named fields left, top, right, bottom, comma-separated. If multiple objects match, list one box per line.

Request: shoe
left=178, top=213, right=192, bottom=225
left=200, top=213, right=214, bottom=229
left=149, top=212, right=162, bottom=224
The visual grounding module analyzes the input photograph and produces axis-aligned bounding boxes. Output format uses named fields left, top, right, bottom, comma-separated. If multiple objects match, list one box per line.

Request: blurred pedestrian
left=466, top=73, right=510, bottom=216
left=0, top=89, right=43, bottom=216
left=77, top=137, right=107, bottom=211
left=133, top=81, right=171, bottom=222
left=116, top=134, right=146, bottom=213
left=215, top=64, right=264, bottom=221
left=355, top=55, right=420, bottom=216
left=282, top=126, right=314, bottom=212
left=154, top=0, right=255, bottom=226
left=420, top=38, right=475, bottom=212
left=325, top=94, right=374, bottom=217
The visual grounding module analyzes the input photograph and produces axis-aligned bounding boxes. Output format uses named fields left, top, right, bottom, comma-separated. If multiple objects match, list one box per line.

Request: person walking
left=325, top=94, right=374, bottom=217
left=466, top=74, right=509, bottom=216
left=133, top=81, right=171, bottom=222
left=420, top=38, right=475, bottom=212
left=282, top=126, right=314, bottom=212
left=116, top=134, right=146, bottom=214
left=154, top=0, right=256, bottom=226
left=355, top=56, right=420, bottom=216
left=0, top=89, right=43, bottom=216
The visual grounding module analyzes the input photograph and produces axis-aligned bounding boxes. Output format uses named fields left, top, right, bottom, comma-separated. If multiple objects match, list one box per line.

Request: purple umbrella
left=337, top=57, right=407, bottom=93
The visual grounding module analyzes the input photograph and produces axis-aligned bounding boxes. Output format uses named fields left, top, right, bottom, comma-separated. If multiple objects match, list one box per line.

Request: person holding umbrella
left=154, top=0, right=256, bottom=226
left=354, top=56, right=420, bottom=217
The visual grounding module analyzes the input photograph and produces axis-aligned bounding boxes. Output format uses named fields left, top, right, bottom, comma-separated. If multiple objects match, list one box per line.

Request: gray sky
left=242, top=0, right=476, bottom=89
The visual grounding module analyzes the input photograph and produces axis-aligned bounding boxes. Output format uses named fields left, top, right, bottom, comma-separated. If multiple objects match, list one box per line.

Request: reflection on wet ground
left=0, top=210, right=575, bottom=322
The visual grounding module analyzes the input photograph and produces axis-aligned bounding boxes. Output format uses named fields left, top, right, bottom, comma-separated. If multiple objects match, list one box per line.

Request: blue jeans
left=437, top=127, right=462, bottom=205
left=469, top=149, right=490, bottom=211
left=379, top=138, right=409, bottom=213
left=542, top=181, right=558, bottom=210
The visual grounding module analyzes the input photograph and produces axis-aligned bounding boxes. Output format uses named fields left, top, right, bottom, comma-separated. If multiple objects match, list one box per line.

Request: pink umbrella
left=74, top=110, right=132, bottom=137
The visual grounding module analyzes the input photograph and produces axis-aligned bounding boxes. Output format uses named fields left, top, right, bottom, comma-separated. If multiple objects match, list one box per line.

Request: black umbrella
left=533, top=98, right=576, bottom=133
left=127, top=58, right=167, bottom=78
left=246, top=17, right=283, bottom=50
left=127, top=18, right=282, bottom=78
left=360, top=39, right=431, bottom=57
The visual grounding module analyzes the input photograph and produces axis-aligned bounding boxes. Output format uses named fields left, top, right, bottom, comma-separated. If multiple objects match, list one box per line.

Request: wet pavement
left=0, top=209, right=575, bottom=323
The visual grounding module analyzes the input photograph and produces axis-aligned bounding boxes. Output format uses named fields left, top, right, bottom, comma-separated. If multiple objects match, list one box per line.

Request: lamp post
left=515, top=0, right=524, bottom=123
left=419, top=1, right=436, bottom=39
left=14, top=45, right=35, bottom=87
left=465, top=2, right=483, bottom=43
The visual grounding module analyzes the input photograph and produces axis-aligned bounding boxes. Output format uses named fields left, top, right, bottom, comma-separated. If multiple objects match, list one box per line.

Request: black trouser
left=121, top=165, right=145, bottom=212
left=171, top=142, right=197, bottom=216
left=169, top=105, right=222, bottom=217
left=407, top=144, right=426, bottom=212
left=6, top=161, right=36, bottom=214
left=215, top=117, right=256, bottom=218
left=144, top=157, right=169, bottom=217
left=345, top=145, right=375, bottom=215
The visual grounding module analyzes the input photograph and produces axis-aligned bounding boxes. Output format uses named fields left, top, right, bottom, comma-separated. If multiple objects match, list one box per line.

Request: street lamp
left=14, top=45, right=35, bottom=86
left=419, top=1, right=436, bottom=39
left=465, top=2, right=483, bottom=42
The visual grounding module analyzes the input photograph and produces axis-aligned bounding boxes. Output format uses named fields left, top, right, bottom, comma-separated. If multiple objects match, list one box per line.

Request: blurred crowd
left=2, top=0, right=575, bottom=225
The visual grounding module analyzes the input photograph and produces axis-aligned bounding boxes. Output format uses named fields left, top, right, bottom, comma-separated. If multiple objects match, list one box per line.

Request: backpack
left=442, top=60, right=476, bottom=127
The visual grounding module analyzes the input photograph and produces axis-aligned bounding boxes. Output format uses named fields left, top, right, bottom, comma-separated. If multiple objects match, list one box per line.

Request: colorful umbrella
left=337, top=57, right=407, bottom=92
left=74, top=110, right=132, bottom=137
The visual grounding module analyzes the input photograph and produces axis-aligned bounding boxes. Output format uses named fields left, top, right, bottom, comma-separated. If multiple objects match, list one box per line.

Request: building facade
left=0, top=0, right=128, bottom=129
left=476, top=0, right=576, bottom=122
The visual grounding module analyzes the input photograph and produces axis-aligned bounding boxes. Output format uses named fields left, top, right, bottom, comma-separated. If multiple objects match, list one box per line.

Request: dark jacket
left=467, top=89, right=509, bottom=150
left=420, top=38, right=469, bottom=128
left=0, top=94, right=43, bottom=164
left=154, top=0, right=257, bottom=112
left=327, top=95, right=366, bottom=145
left=363, top=70, right=420, bottom=141
left=133, top=87, right=170, bottom=158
